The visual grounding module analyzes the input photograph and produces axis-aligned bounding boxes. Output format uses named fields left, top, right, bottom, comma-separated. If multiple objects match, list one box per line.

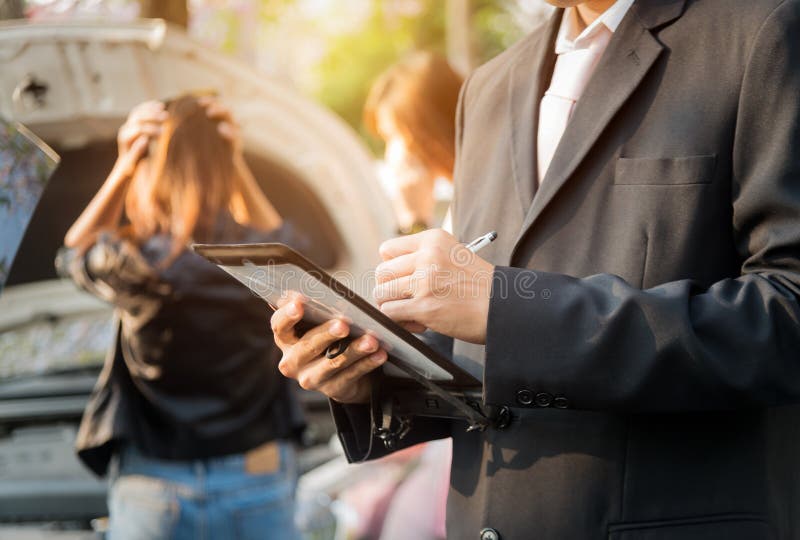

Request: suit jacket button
left=480, top=527, right=501, bottom=540
left=516, top=389, right=533, bottom=406
left=535, top=392, right=553, bottom=407
left=553, top=395, right=570, bottom=409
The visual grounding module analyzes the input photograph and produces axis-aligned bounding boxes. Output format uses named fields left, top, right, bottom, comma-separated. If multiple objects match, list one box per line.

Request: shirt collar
left=555, top=0, right=635, bottom=54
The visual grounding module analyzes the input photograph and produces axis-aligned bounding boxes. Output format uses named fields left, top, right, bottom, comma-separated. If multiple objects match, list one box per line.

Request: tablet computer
left=192, top=242, right=482, bottom=390
left=0, top=120, right=59, bottom=293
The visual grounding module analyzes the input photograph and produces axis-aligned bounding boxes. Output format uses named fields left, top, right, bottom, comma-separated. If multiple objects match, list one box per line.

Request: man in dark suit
left=273, top=0, right=800, bottom=538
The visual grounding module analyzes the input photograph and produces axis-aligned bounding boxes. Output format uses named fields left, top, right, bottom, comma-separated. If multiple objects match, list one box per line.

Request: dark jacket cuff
left=484, top=266, right=574, bottom=410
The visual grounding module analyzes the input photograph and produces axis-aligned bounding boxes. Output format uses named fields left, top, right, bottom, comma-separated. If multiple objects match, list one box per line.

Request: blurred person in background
left=330, top=51, right=463, bottom=540
left=57, top=95, right=305, bottom=540
left=364, top=51, right=463, bottom=234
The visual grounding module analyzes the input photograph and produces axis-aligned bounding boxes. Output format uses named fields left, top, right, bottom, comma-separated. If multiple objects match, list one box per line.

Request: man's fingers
left=373, top=275, right=415, bottom=306
left=270, top=301, right=304, bottom=347
left=296, top=334, right=380, bottom=389
left=378, top=229, right=454, bottom=261
left=379, top=233, right=424, bottom=261
left=276, top=291, right=305, bottom=309
left=375, top=253, right=417, bottom=284
left=317, top=349, right=388, bottom=396
left=327, top=334, right=380, bottom=370
left=292, top=320, right=349, bottom=365
left=278, top=317, right=349, bottom=376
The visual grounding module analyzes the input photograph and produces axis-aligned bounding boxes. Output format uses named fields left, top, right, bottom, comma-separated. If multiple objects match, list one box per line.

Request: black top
left=57, top=219, right=307, bottom=476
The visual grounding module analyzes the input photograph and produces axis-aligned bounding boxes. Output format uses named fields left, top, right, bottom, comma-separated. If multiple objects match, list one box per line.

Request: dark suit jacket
left=332, top=1, right=800, bottom=538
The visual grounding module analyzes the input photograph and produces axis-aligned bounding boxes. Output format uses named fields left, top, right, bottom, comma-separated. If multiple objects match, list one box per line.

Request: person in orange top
left=364, top=51, right=463, bottom=234
left=336, top=52, right=464, bottom=540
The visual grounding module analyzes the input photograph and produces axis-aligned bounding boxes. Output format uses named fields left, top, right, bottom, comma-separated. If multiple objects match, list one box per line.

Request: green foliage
left=258, top=0, right=296, bottom=23
left=472, top=0, right=528, bottom=64
left=216, top=9, right=243, bottom=55
left=194, top=0, right=526, bottom=152
left=310, top=1, right=447, bottom=153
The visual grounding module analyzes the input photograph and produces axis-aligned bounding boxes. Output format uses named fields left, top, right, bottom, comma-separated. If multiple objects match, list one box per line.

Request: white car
left=0, top=18, right=396, bottom=533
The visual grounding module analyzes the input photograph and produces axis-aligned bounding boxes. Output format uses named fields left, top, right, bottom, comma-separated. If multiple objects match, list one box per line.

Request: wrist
left=110, top=157, right=137, bottom=182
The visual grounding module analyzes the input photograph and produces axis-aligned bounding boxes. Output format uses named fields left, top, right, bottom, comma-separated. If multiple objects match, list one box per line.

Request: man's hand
left=374, top=229, right=495, bottom=344
left=271, top=296, right=388, bottom=404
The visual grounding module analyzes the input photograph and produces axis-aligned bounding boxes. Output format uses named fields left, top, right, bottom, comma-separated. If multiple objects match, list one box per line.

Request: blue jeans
left=108, top=442, right=299, bottom=540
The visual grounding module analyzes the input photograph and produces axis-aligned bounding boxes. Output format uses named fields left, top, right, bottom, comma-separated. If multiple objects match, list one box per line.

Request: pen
left=465, top=231, right=498, bottom=253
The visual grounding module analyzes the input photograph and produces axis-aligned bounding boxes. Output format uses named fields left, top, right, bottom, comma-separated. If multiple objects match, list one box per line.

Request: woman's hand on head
left=197, top=96, right=242, bottom=156
left=115, top=100, right=167, bottom=178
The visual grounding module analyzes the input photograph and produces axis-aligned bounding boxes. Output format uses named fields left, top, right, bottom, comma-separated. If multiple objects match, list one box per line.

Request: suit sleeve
left=484, top=1, right=800, bottom=413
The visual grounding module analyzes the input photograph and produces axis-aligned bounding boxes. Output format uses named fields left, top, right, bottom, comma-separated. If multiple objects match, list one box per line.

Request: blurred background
left=16, top=0, right=547, bottom=140
left=0, top=1, right=551, bottom=538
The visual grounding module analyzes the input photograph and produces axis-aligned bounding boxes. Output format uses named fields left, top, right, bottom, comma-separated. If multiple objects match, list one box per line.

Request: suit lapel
left=511, top=0, right=687, bottom=259
left=508, top=10, right=561, bottom=213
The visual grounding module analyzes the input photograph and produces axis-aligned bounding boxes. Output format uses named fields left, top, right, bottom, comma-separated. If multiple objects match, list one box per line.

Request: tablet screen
left=219, top=260, right=455, bottom=382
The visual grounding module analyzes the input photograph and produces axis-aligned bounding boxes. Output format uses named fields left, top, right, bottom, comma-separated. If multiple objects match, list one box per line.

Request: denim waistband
left=117, top=439, right=295, bottom=482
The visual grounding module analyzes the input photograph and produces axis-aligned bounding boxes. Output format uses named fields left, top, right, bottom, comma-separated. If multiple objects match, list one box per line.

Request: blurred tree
left=138, top=0, right=187, bottom=27
left=188, top=0, right=541, bottom=152
left=310, top=0, right=447, bottom=152
left=0, top=0, right=24, bottom=19
left=471, top=0, right=543, bottom=64
left=446, top=0, right=474, bottom=75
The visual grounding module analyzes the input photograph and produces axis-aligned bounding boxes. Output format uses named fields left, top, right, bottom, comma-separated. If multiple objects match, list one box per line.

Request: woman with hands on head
left=60, top=95, right=306, bottom=540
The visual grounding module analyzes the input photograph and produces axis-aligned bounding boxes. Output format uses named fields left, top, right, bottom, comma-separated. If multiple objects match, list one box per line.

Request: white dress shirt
left=537, top=0, right=635, bottom=183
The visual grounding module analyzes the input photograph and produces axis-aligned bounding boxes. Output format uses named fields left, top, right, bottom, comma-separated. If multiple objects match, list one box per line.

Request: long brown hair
left=364, top=51, right=464, bottom=179
left=124, top=96, right=237, bottom=258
